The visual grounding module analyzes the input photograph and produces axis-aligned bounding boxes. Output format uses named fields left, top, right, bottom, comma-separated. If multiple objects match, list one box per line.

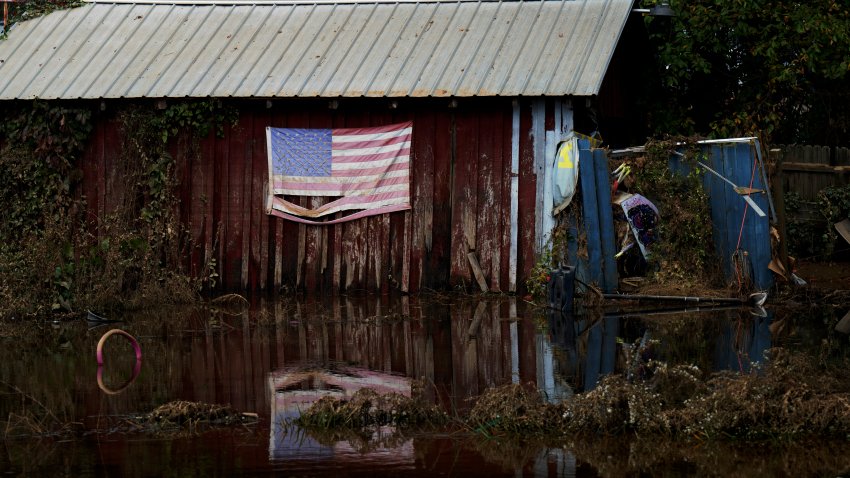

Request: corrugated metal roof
left=0, top=0, right=632, bottom=99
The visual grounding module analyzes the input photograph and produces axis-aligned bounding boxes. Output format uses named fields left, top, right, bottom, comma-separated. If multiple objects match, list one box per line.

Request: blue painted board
left=600, top=317, right=619, bottom=374
left=584, top=321, right=602, bottom=391
left=707, top=143, right=772, bottom=290
left=578, top=139, right=603, bottom=287
left=668, top=141, right=773, bottom=290
left=593, top=148, right=618, bottom=293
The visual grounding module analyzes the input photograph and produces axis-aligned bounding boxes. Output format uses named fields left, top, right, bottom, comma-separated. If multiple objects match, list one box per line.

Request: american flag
left=265, top=122, right=412, bottom=225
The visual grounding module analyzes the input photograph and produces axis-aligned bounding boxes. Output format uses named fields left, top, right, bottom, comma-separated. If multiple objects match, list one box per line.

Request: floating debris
left=145, top=401, right=257, bottom=427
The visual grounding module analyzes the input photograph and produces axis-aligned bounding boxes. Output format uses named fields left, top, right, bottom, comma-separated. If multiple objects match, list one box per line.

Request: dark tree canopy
left=643, top=0, right=850, bottom=146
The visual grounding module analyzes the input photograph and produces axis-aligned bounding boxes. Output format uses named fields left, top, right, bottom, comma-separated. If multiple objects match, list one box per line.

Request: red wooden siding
left=81, top=97, right=548, bottom=293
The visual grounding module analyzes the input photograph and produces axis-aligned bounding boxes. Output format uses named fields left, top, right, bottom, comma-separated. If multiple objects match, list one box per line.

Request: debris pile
left=145, top=400, right=255, bottom=427
left=297, top=348, right=850, bottom=441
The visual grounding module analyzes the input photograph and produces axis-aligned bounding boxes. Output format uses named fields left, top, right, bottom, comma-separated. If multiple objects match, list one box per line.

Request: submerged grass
left=295, top=348, right=850, bottom=442
left=297, top=388, right=448, bottom=430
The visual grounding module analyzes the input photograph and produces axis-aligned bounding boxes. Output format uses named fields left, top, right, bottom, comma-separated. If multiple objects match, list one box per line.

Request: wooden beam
left=467, top=252, right=489, bottom=292
left=781, top=162, right=850, bottom=173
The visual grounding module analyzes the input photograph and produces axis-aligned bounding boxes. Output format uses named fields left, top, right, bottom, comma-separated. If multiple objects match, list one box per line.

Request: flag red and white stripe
left=265, top=122, right=412, bottom=225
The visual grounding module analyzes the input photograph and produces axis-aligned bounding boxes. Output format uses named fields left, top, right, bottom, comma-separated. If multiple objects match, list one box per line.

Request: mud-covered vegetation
left=0, top=100, right=236, bottom=320
left=144, top=400, right=257, bottom=428
left=295, top=348, right=850, bottom=442
left=297, top=388, right=448, bottom=430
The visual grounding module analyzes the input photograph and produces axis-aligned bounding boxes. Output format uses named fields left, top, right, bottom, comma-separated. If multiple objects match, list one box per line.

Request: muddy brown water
left=1, top=296, right=849, bottom=477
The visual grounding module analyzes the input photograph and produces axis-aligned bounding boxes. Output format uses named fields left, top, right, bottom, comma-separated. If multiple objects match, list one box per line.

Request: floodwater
left=1, top=295, right=849, bottom=477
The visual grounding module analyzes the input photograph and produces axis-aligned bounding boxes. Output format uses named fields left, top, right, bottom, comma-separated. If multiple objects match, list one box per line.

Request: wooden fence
left=775, top=144, right=850, bottom=221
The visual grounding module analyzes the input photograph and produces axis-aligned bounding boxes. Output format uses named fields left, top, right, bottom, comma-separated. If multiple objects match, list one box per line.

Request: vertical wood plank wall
left=81, top=97, right=556, bottom=293
left=668, top=141, right=773, bottom=290
left=706, top=142, right=772, bottom=290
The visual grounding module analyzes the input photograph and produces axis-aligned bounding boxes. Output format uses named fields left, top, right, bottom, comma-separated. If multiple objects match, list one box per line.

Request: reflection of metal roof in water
left=0, top=0, right=633, bottom=99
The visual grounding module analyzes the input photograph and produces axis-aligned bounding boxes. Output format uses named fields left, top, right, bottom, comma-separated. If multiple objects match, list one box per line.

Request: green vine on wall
left=0, top=101, right=91, bottom=241
left=151, top=100, right=238, bottom=145
left=0, top=101, right=93, bottom=315
left=0, top=99, right=239, bottom=319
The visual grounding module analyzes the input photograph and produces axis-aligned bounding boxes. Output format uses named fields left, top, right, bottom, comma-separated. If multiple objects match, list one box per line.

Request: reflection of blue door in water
left=544, top=311, right=621, bottom=394
left=714, top=313, right=772, bottom=373
left=583, top=317, right=620, bottom=392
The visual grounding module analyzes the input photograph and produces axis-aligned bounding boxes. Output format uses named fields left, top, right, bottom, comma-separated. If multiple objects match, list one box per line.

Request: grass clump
left=145, top=400, right=255, bottom=427
left=294, top=348, right=850, bottom=442
left=297, top=388, right=447, bottom=430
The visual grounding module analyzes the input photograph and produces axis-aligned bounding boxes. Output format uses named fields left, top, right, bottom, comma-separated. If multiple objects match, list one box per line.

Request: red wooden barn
left=0, top=0, right=646, bottom=293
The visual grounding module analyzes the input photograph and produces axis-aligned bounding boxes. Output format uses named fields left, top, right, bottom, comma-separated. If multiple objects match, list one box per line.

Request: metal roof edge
left=589, top=0, right=633, bottom=95
left=83, top=0, right=488, bottom=5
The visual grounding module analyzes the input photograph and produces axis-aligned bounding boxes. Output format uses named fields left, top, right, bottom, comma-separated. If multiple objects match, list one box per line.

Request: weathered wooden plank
left=593, top=148, right=618, bottom=293
left=201, top=125, right=216, bottom=286
left=532, top=99, right=546, bottom=253
left=782, top=162, right=850, bottom=173
left=517, top=100, right=538, bottom=295
left=240, top=114, right=253, bottom=290
left=380, top=214, right=391, bottom=293
left=737, top=143, right=772, bottom=290
left=410, top=107, right=436, bottom=292
left=214, top=122, right=230, bottom=289
left=508, top=101, right=520, bottom=292
left=426, top=109, right=453, bottom=289
left=189, top=125, right=207, bottom=277
left=476, top=102, right=498, bottom=291
left=250, top=108, right=267, bottom=292
left=719, top=144, right=740, bottom=283
left=467, top=252, right=489, bottom=292
left=224, top=111, right=247, bottom=290
left=401, top=210, right=411, bottom=293
left=449, top=106, right=479, bottom=288
left=578, top=141, right=602, bottom=287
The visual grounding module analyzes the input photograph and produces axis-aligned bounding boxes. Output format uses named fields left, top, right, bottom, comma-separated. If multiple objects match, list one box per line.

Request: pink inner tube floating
left=96, top=328, right=142, bottom=365
left=97, top=360, right=143, bottom=395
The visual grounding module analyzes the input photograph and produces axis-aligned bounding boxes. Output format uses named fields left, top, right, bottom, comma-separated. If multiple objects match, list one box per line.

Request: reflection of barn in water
left=268, top=365, right=412, bottom=461
left=267, top=297, right=540, bottom=409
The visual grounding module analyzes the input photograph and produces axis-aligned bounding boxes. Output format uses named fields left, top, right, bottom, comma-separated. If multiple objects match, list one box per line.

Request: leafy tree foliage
left=643, top=0, right=850, bottom=145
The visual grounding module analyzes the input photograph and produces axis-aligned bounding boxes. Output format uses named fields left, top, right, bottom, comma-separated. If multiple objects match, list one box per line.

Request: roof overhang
left=0, top=0, right=632, bottom=99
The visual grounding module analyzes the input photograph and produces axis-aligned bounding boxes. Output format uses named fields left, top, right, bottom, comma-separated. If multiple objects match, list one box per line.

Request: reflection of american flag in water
left=265, top=122, right=412, bottom=225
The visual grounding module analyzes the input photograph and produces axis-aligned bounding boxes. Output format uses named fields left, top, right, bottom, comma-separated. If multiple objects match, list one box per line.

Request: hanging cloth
left=552, top=136, right=580, bottom=215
